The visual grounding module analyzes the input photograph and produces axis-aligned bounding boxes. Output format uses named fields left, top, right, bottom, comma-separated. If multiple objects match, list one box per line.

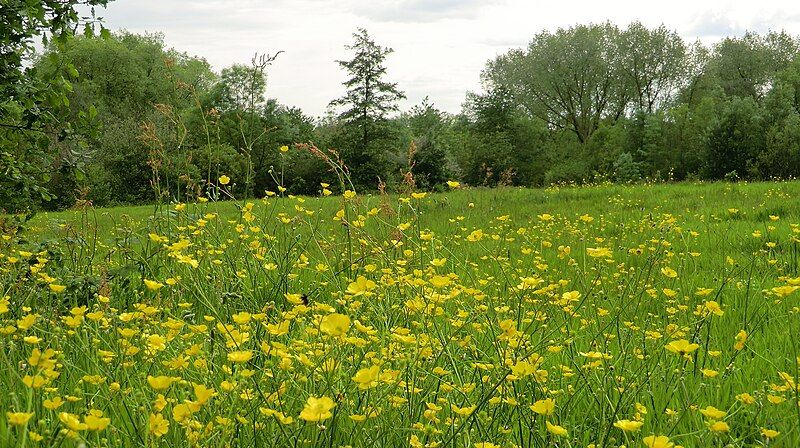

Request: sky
left=92, top=0, right=800, bottom=118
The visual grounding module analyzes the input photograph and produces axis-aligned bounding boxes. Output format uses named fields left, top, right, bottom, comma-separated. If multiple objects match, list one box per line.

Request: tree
left=705, top=97, right=765, bottom=179
left=406, top=98, right=454, bottom=189
left=1, top=0, right=112, bottom=212
left=619, top=22, right=687, bottom=114
left=486, top=23, right=629, bottom=143
left=329, top=28, right=406, bottom=188
left=35, top=32, right=215, bottom=206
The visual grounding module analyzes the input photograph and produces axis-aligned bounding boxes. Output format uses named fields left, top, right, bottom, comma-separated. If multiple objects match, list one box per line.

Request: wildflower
left=6, top=412, right=34, bottom=426
left=299, top=396, right=335, bottom=422
left=147, top=375, right=175, bottom=391
left=529, top=398, right=555, bottom=416
left=84, top=410, right=111, bottom=431
left=614, top=419, right=643, bottom=432
left=734, top=330, right=747, bottom=351
left=642, top=435, right=674, bottom=448
left=49, top=283, right=67, bottom=293
left=227, top=350, right=253, bottom=363
left=279, top=145, right=289, bottom=152
left=144, top=279, right=163, bottom=291
left=320, top=313, right=350, bottom=336
left=219, top=175, right=230, bottom=185
left=587, top=247, right=612, bottom=258
left=148, top=413, right=169, bottom=437
left=707, top=420, right=729, bottom=433
left=664, top=339, right=699, bottom=356
left=352, top=365, right=381, bottom=390
left=546, top=421, right=568, bottom=437
left=59, top=412, right=88, bottom=431
left=761, top=428, right=779, bottom=439
left=699, top=406, right=726, bottom=420
left=446, top=181, right=460, bottom=188
left=346, top=276, right=376, bottom=296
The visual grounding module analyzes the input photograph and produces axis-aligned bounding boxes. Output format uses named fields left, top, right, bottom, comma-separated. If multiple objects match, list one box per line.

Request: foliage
left=1, top=0, right=112, bottom=212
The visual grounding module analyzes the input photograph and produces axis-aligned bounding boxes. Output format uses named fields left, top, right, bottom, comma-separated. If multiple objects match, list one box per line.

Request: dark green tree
left=329, top=28, right=406, bottom=188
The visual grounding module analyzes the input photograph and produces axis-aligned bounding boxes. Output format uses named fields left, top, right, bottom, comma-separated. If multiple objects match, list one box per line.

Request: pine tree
left=330, top=28, right=405, bottom=187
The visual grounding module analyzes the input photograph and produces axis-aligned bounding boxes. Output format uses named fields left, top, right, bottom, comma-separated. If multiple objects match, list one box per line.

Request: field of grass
left=2, top=180, right=800, bottom=447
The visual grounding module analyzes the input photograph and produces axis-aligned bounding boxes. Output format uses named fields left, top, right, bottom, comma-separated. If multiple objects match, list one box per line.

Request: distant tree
left=406, top=98, right=454, bottom=189
left=35, top=32, right=215, bottom=205
left=705, top=97, right=765, bottom=179
left=619, top=22, right=687, bottom=113
left=329, top=28, right=406, bottom=188
left=486, top=23, right=629, bottom=143
left=212, top=64, right=267, bottom=113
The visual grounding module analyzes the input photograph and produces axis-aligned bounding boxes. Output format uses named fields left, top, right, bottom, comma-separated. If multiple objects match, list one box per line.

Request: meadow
left=2, top=179, right=800, bottom=447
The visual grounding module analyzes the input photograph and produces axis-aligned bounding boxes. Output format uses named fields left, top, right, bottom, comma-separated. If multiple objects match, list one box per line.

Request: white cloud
left=96, top=0, right=800, bottom=117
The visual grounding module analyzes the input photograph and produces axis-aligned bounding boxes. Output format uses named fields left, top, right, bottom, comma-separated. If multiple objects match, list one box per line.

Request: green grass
left=2, top=180, right=800, bottom=447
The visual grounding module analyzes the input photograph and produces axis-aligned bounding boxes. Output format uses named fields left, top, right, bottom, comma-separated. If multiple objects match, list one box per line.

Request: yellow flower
left=59, top=412, right=88, bottom=431
left=147, top=375, right=175, bottom=391
left=6, top=412, right=34, bottom=426
left=660, top=266, right=678, bottom=278
left=44, top=397, right=65, bottom=410
left=613, top=419, right=643, bottom=432
left=49, top=283, right=67, bottom=293
left=193, top=384, right=216, bottom=405
left=642, top=435, right=674, bottom=448
left=346, top=276, right=376, bottom=296
left=772, top=285, right=798, bottom=297
left=529, top=398, right=555, bottom=416
left=761, top=428, right=780, bottom=439
left=587, top=247, right=612, bottom=258
left=352, top=365, right=381, bottom=390
left=699, top=406, right=726, bottom=420
left=144, top=279, right=163, bottom=291
left=707, top=420, right=729, bottom=433
left=299, top=396, right=335, bottom=422
left=546, top=421, right=568, bottom=437
left=446, top=180, right=460, bottom=188
left=227, top=350, right=253, bottom=363
left=664, top=339, right=700, bottom=356
left=219, top=175, right=230, bottom=185
left=148, top=413, right=169, bottom=438
left=343, top=190, right=356, bottom=199
left=84, top=410, right=110, bottom=431
left=320, top=313, right=351, bottom=336
left=279, top=145, right=289, bottom=152
left=734, top=330, right=747, bottom=351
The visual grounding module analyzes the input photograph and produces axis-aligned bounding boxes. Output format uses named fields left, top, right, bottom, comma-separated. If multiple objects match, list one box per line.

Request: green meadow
left=2, top=181, right=800, bottom=447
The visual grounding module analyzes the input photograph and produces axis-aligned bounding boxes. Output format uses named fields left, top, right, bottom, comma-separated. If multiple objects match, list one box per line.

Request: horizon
left=85, top=0, right=800, bottom=118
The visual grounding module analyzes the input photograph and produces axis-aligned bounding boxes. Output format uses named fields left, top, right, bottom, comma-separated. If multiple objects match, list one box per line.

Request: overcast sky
left=94, top=0, right=800, bottom=118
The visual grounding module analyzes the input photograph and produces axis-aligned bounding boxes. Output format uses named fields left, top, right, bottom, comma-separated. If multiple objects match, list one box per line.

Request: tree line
left=3, top=5, right=800, bottom=212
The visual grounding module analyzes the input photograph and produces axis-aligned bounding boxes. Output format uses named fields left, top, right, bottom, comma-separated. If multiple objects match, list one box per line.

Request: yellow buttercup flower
left=642, top=435, right=674, bottom=448
left=219, top=175, right=230, bottom=185
left=545, top=421, right=568, bottom=437
left=664, top=339, right=700, bottom=356
left=529, top=398, right=555, bottom=416
left=6, top=412, right=34, bottom=426
left=299, top=396, right=335, bottom=422
left=352, top=365, right=381, bottom=390
left=148, top=413, right=169, bottom=437
left=613, top=419, right=643, bottom=432
left=320, top=313, right=350, bottom=336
